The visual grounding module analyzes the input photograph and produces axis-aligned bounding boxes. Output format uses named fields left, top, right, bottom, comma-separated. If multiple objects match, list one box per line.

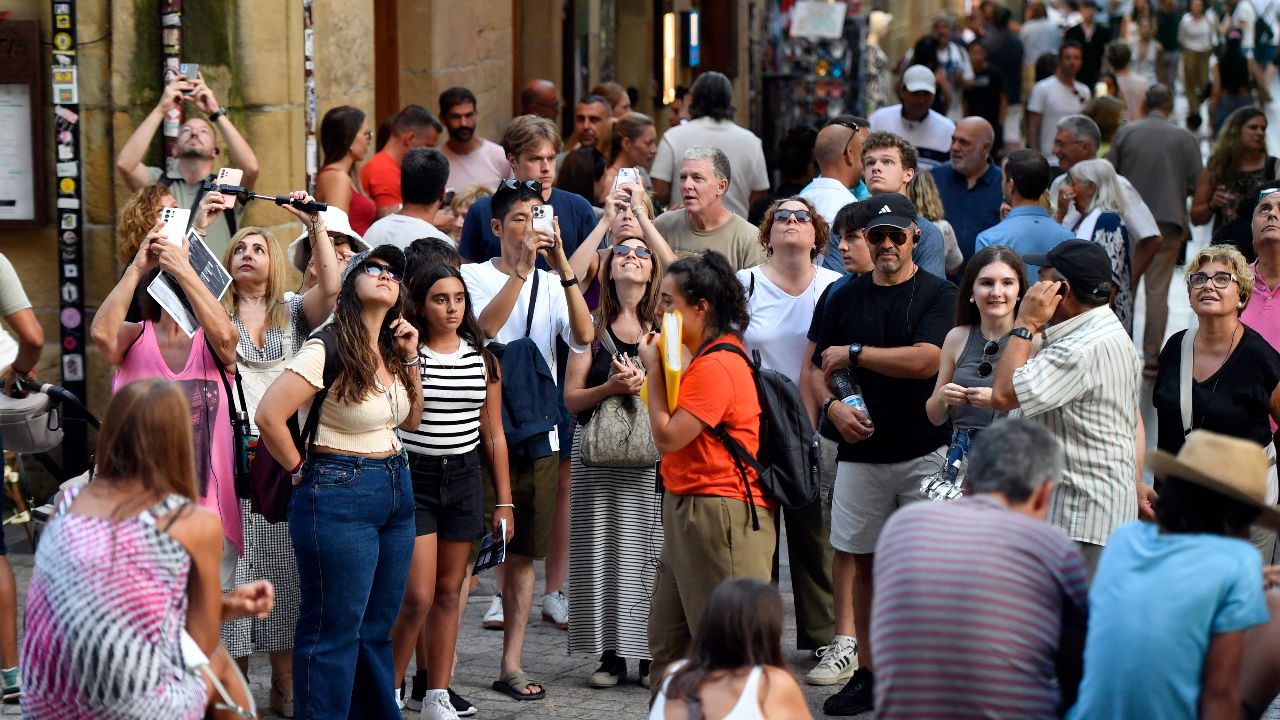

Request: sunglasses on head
left=611, top=244, right=653, bottom=259
left=866, top=227, right=910, bottom=245
left=499, top=179, right=543, bottom=192
left=831, top=120, right=861, bottom=155
left=773, top=208, right=814, bottom=223
left=360, top=261, right=401, bottom=282
left=977, top=340, right=1000, bottom=378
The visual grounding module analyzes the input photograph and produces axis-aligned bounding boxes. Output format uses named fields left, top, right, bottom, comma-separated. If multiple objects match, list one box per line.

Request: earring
left=969, top=297, right=975, bottom=303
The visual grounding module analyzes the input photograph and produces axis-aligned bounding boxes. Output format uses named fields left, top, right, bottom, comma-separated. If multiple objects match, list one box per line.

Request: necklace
left=422, top=342, right=462, bottom=374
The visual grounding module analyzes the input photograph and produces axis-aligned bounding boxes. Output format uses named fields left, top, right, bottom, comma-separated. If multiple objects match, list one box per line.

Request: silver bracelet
left=494, top=503, right=515, bottom=508
left=403, top=356, right=421, bottom=367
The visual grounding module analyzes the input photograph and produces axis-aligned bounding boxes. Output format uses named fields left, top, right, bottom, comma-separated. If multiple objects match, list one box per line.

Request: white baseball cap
left=903, top=65, right=937, bottom=95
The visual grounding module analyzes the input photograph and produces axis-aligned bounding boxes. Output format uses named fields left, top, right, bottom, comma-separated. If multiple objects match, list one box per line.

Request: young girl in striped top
left=390, top=262, right=515, bottom=720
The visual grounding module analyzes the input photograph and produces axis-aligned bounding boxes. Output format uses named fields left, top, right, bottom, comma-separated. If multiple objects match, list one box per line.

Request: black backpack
left=703, top=342, right=819, bottom=531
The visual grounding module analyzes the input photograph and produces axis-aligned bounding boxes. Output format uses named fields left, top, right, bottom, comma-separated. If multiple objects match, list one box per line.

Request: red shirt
left=359, top=151, right=402, bottom=209
left=661, top=335, right=772, bottom=507
left=320, top=167, right=376, bottom=235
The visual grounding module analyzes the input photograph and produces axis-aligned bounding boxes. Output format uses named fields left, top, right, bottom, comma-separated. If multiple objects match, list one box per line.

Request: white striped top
left=1013, top=305, right=1141, bottom=546
left=399, top=339, right=489, bottom=456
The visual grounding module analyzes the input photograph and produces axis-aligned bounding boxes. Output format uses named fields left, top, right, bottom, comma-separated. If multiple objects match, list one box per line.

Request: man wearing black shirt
left=809, top=192, right=957, bottom=716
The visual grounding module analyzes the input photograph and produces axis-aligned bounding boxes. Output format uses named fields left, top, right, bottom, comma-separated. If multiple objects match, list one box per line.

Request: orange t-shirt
left=359, top=151, right=402, bottom=208
left=661, top=335, right=773, bottom=508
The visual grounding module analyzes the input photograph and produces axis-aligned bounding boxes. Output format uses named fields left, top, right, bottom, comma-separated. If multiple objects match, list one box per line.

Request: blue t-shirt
left=458, top=187, right=597, bottom=267
left=1067, top=521, right=1269, bottom=720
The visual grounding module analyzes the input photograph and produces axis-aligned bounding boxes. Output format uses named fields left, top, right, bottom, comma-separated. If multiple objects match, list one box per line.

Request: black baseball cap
left=1024, top=240, right=1113, bottom=299
left=863, top=193, right=917, bottom=230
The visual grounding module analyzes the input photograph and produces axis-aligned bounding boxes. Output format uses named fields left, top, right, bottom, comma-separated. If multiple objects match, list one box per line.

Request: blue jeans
left=289, top=452, right=413, bottom=720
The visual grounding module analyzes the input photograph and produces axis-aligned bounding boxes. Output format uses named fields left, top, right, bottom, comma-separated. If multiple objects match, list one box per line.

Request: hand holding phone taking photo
left=159, top=208, right=191, bottom=247
left=531, top=205, right=556, bottom=245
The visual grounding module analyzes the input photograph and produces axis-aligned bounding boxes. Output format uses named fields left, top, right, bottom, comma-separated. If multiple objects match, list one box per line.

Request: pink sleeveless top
left=112, top=321, right=242, bottom=552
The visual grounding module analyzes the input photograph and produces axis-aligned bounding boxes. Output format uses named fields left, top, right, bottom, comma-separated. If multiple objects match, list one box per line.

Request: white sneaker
left=541, top=590, right=569, bottom=629
left=394, top=684, right=406, bottom=710
left=482, top=593, right=504, bottom=630
left=421, top=692, right=460, bottom=720
left=806, top=635, right=858, bottom=685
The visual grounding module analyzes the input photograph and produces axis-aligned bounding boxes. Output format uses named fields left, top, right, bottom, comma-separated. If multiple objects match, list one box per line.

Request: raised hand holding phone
left=159, top=207, right=192, bottom=246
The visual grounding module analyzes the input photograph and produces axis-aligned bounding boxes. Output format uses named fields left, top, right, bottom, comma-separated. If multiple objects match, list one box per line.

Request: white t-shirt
left=800, top=176, right=857, bottom=226
left=1178, top=14, right=1217, bottom=53
left=736, top=265, right=840, bottom=386
left=441, top=139, right=511, bottom=192
left=867, top=106, right=956, bottom=170
left=360, top=213, right=455, bottom=252
left=650, top=117, right=770, bottom=219
left=1026, top=76, right=1091, bottom=164
left=1050, top=171, right=1160, bottom=241
left=460, top=259, right=588, bottom=452
left=1235, top=0, right=1258, bottom=50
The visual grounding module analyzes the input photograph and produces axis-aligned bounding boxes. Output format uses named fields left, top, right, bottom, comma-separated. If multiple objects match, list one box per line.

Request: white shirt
left=650, top=117, right=770, bottom=219
left=800, top=176, right=856, bottom=226
left=1179, top=13, right=1217, bottom=52
left=868, top=106, right=956, bottom=170
left=360, top=213, right=455, bottom=252
left=1026, top=76, right=1091, bottom=164
left=737, top=265, right=840, bottom=387
left=460, top=260, right=588, bottom=453
left=1050, top=172, right=1160, bottom=240
left=1236, top=0, right=1258, bottom=49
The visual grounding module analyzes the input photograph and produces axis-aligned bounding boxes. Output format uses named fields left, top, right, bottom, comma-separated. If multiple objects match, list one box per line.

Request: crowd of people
left=13, top=2, right=1280, bottom=718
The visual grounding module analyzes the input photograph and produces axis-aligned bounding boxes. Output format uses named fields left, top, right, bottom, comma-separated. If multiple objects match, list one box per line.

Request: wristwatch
left=209, top=106, right=227, bottom=123
left=1010, top=327, right=1034, bottom=341
left=848, top=343, right=863, bottom=368
left=560, top=275, right=579, bottom=288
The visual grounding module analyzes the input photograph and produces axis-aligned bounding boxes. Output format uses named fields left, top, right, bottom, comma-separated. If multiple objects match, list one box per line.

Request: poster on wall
left=0, top=85, right=35, bottom=221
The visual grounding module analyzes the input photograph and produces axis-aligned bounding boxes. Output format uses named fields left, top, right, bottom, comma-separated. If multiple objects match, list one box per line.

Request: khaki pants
left=648, top=492, right=776, bottom=694
left=1184, top=49, right=1211, bottom=115
left=1141, top=223, right=1185, bottom=367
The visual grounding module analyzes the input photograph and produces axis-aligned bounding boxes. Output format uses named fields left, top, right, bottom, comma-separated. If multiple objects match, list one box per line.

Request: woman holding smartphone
left=255, top=245, right=423, bottom=719
left=389, top=262, right=514, bottom=719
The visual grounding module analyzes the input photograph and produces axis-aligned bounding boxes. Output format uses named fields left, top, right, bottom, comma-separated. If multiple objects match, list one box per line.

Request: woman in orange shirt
left=637, top=249, right=778, bottom=692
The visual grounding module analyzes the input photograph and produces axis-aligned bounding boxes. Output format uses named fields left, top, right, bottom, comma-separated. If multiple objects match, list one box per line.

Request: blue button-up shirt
left=930, top=161, right=1005, bottom=265
left=974, top=205, right=1076, bottom=278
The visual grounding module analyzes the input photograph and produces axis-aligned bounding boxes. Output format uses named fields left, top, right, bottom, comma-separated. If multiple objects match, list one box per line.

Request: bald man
left=520, top=79, right=562, bottom=120
left=929, top=117, right=1004, bottom=268
left=801, top=118, right=872, bottom=272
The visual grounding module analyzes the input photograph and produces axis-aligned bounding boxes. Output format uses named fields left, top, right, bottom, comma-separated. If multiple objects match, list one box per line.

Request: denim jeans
left=289, top=452, right=413, bottom=720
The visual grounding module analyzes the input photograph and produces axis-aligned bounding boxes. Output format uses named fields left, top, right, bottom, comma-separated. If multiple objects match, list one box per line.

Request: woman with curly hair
left=117, top=183, right=177, bottom=265
left=255, top=244, right=423, bottom=718
left=638, top=250, right=778, bottom=687
left=1192, top=106, right=1275, bottom=240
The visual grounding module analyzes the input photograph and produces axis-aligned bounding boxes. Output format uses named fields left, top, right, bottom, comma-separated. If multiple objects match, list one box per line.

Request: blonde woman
left=907, top=171, right=963, bottom=275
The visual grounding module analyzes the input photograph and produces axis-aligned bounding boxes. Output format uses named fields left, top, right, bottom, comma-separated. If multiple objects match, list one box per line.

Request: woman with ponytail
left=637, top=250, right=778, bottom=691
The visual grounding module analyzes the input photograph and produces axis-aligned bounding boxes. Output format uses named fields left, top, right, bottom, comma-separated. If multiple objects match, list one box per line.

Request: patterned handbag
left=578, top=329, right=661, bottom=468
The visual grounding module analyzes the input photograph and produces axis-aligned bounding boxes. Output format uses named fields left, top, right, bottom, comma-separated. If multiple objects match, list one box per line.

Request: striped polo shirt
left=398, top=339, right=489, bottom=456
left=871, top=495, right=1089, bottom=719
left=1012, top=305, right=1141, bottom=546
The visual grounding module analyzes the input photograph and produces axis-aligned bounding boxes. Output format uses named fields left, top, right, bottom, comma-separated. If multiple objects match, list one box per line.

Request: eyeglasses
left=611, top=244, right=653, bottom=259
left=831, top=120, right=861, bottom=156
left=500, top=179, right=543, bottom=192
left=361, top=261, right=402, bottom=282
left=363, top=130, right=374, bottom=140
left=866, top=227, right=910, bottom=245
left=773, top=208, right=814, bottom=223
left=1187, top=271, right=1237, bottom=289
left=977, top=340, right=1000, bottom=378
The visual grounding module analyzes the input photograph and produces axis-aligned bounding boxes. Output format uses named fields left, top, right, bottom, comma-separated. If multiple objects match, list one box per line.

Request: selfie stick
left=199, top=180, right=329, bottom=213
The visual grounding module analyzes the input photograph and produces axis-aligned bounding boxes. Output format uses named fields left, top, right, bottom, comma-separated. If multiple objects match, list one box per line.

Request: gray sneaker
left=806, top=635, right=858, bottom=685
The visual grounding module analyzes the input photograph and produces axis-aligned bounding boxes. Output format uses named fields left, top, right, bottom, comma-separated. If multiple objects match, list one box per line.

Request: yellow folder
left=641, top=310, right=683, bottom=412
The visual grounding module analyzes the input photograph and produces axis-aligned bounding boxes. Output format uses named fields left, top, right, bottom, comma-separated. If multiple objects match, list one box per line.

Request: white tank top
left=648, top=661, right=766, bottom=720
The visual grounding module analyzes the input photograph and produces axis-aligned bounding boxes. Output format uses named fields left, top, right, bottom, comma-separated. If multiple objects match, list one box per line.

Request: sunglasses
left=361, top=261, right=401, bottom=282
left=1187, top=271, right=1237, bottom=289
left=831, top=119, right=861, bottom=156
left=866, top=227, right=910, bottom=245
left=773, top=208, right=814, bottom=223
left=500, top=179, right=543, bottom=192
left=977, top=340, right=1000, bottom=378
left=611, top=244, right=653, bottom=259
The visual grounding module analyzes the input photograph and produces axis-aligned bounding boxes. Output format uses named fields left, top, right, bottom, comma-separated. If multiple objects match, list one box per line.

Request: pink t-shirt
left=440, top=139, right=511, bottom=191
left=112, top=321, right=242, bottom=552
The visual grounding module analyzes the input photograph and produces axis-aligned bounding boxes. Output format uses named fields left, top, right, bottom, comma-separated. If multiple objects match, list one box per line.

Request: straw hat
left=1147, top=430, right=1280, bottom=529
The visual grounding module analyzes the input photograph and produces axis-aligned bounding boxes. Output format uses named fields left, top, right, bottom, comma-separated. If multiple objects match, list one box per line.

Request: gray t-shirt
left=650, top=118, right=769, bottom=219
left=0, top=254, right=31, bottom=317
left=653, top=209, right=765, bottom=271
left=145, top=166, right=248, bottom=259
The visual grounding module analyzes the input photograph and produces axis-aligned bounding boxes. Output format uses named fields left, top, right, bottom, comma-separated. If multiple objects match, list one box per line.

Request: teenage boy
left=459, top=182, right=593, bottom=701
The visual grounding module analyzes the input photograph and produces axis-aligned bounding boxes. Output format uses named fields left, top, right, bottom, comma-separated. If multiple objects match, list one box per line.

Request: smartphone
left=614, top=166, right=639, bottom=189
left=1055, top=283, right=1068, bottom=297
left=216, top=168, right=243, bottom=210
left=178, top=63, right=199, bottom=93
left=159, top=207, right=191, bottom=246
left=531, top=205, right=555, bottom=244
left=443, top=189, right=456, bottom=206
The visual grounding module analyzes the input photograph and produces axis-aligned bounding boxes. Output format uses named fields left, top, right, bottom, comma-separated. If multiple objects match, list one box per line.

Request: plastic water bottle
left=829, top=369, right=873, bottom=434
left=921, top=428, right=971, bottom=501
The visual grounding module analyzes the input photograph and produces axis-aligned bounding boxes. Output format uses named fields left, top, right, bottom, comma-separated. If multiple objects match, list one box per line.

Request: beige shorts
left=829, top=447, right=946, bottom=554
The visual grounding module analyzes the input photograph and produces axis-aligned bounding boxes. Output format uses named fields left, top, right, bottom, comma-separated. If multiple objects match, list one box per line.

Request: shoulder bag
left=578, top=328, right=661, bottom=468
